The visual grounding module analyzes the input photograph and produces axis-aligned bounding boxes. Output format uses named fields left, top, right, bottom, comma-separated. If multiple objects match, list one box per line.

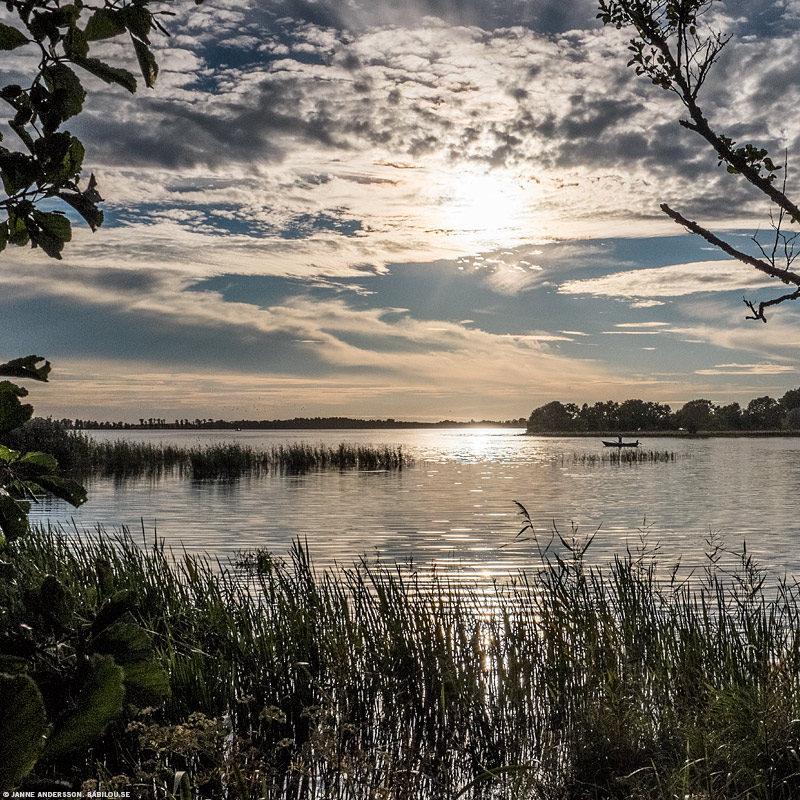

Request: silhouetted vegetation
left=0, top=1, right=205, bottom=261
left=599, top=0, right=800, bottom=321
left=4, top=519, right=800, bottom=797
left=527, top=388, right=800, bottom=433
left=6, top=420, right=412, bottom=478
left=569, top=449, right=679, bottom=465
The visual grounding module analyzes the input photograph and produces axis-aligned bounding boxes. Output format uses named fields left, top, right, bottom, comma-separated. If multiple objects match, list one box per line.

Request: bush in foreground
left=2, top=517, right=800, bottom=798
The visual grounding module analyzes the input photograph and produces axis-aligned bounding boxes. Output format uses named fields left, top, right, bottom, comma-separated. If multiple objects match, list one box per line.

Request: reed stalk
left=4, top=419, right=412, bottom=478
left=568, top=449, right=679, bottom=465
left=6, top=518, right=800, bottom=798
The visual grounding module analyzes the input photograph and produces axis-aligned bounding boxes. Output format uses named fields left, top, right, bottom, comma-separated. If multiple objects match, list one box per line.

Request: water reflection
left=29, top=429, right=800, bottom=582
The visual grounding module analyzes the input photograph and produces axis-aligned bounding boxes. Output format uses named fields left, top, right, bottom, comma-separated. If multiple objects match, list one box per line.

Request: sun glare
left=440, top=170, right=529, bottom=247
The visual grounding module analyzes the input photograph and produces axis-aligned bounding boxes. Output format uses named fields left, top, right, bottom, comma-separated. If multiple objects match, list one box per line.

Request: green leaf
left=0, top=356, right=51, bottom=382
left=44, top=654, right=125, bottom=758
left=37, top=574, right=72, bottom=627
left=84, top=7, right=126, bottom=41
left=131, top=35, right=158, bottom=88
left=95, top=621, right=153, bottom=663
left=74, top=56, right=137, bottom=94
left=6, top=214, right=30, bottom=247
left=0, top=148, right=37, bottom=196
left=63, top=24, right=89, bottom=59
left=0, top=446, right=20, bottom=463
left=91, top=590, right=136, bottom=634
left=30, top=209, right=72, bottom=259
left=0, top=381, right=34, bottom=434
left=28, top=10, right=60, bottom=44
left=19, top=450, right=59, bottom=472
left=35, top=474, right=87, bottom=507
left=34, top=132, right=85, bottom=186
left=0, top=22, right=29, bottom=50
left=120, top=659, right=171, bottom=703
left=94, top=622, right=170, bottom=704
left=0, top=495, right=30, bottom=542
left=41, top=63, right=87, bottom=124
left=0, top=222, right=7, bottom=253
left=0, top=673, right=48, bottom=788
left=51, top=5, right=81, bottom=28
left=59, top=188, right=104, bottom=231
left=121, top=5, right=152, bottom=42
left=58, top=172, right=103, bottom=231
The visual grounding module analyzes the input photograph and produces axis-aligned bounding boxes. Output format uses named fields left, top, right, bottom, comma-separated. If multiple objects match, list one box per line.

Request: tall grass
left=4, top=420, right=412, bottom=478
left=9, top=516, right=800, bottom=798
left=569, top=449, right=679, bottom=465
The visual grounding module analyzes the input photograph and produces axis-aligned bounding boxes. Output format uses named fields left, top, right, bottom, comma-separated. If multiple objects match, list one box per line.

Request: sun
left=439, top=169, right=528, bottom=247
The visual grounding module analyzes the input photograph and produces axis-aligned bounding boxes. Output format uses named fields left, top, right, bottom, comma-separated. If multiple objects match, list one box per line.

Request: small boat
left=602, top=439, right=640, bottom=448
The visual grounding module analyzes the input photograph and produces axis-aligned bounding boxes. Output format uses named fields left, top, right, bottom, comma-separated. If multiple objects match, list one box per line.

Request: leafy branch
left=0, top=0, right=203, bottom=260
left=598, top=0, right=800, bottom=320
left=0, top=356, right=86, bottom=544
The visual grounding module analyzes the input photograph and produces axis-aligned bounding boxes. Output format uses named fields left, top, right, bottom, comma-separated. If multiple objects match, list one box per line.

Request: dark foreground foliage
left=3, top=519, right=800, bottom=798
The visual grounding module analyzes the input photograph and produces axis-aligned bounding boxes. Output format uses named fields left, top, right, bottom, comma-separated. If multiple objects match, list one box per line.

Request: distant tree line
left=527, top=390, right=800, bottom=434
left=65, top=416, right=528, bottom=430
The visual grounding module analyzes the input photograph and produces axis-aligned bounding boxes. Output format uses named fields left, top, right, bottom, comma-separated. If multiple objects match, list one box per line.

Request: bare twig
left=660, top=204, right=800, bottom=286
left=661, top=203, right=800, bottom=321
left=743, top=290, right=800, bottom=322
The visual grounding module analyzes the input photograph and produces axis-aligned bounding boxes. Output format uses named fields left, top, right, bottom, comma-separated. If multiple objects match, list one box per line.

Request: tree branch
left=660, top=203, right=800, bottom=286
left=744, top=290, right=800, bottom=322
left=661, top=203, right=800, bottom=321
left=677, top=117, right=800, bottom=223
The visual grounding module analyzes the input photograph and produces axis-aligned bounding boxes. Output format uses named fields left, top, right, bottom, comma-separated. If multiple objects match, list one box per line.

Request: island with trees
left=527, top=389, right=800, bottom=434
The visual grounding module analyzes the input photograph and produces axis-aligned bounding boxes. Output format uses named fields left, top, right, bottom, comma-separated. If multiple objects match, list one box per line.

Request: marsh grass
left=8, top=514, right=800, bottom=799
left=568, top=448, right=679, bottom=465
left=4, top=420, right=412, bottom=478
left=76, top=440, right=411, bottom=478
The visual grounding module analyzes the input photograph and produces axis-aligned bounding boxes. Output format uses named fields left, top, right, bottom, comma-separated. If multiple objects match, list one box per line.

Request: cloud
left=41, top=0, right=800, bottom=288
left=6, top=0, right=800, bottom=420
left=603, top=330, right=665, bottom=336
left=614, top=321, right=671, bottom=327
left=558, top=260, right=778, bottom=299
left=694, top=363, right=798, bottom=375
left=629, top=299, right=666, bottom=308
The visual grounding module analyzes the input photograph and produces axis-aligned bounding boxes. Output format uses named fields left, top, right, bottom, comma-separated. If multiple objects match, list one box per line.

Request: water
left=30, top=428, right=800, bottom=580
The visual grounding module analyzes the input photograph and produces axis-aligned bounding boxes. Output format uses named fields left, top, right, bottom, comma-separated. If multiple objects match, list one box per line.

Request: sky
left=4, top=0, right=800, bottom=422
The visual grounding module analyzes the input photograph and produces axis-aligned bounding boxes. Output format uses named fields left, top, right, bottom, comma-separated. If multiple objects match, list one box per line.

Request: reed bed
left=7, top=518, right=800, bottom=798
left=183, top=442, right=411, bottom=479
left=5, top=420, right=412, bottom=478
left=568, top=448, right=679, bottom=465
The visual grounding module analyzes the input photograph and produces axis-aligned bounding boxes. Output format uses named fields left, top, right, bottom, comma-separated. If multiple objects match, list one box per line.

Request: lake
left=30, top=428, right=800, bottom=582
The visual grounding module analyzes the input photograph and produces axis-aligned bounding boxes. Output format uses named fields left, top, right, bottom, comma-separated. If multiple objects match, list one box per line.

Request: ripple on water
left=28, top=429, right=800, bottom=582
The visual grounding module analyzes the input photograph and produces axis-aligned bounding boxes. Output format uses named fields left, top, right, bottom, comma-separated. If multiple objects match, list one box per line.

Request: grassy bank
left=4, top=519, right=800, bottom=798
left=4, top=419, right=412, bottom=478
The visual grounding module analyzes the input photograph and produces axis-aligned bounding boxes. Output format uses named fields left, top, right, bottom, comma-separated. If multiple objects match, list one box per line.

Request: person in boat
left=617, top=434, right=623, bottom=444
